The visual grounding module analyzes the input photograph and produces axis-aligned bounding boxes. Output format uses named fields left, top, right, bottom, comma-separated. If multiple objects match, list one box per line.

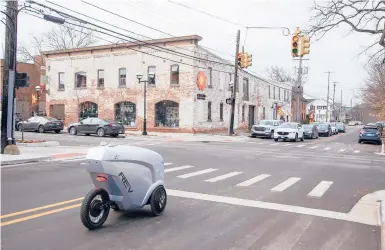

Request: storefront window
left=155, top=100, right=179, bottom=127
left=79, top=102, right=98, bottom=120
left=115, top=102, right=136, bottom=126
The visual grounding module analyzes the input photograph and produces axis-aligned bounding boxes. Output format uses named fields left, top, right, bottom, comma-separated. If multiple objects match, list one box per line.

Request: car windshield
left=259, top=120, right=273, bottom=126
left=279, top=123, right=297, bottom=129
left=336, top=124, right=344, bottom=128
left=302, top=125, right=312, bottom=130
left=318, top=124, right=328, bottom=129
left=363, top=128, right=378, bottom=132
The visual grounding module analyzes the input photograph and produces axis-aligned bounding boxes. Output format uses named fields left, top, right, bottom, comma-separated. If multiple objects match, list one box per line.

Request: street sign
left=197, top=94, right=206, bottom=100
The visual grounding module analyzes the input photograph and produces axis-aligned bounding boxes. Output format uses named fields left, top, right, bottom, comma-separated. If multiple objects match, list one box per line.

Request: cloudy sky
left=1, top=0, right=382, bottom=106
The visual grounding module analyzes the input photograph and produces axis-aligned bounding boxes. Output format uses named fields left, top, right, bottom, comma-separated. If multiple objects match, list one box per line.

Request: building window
left=58, top=72, right=65, bottom=90
left=155, top=100, right=179, bottom=127
left=278, top=88, right=281, bottom=100
left=79, top=101, right=98, bottom=120
left=119, top=68, right=126, bottom=86
left=268, top=85, right=271, bottom=98
left=147, top=66, right=156, bottom=85
left=115, top=101, right=136, bottom=126
left=263, top=107, right=266, bottom=119
left=208, top=67, right=212, bottom=88
left=284, top=90, right=286, bottom=101
left=243, top=78, right=249, bottom=101
left=220, top=103, right=223, bottom=121
left=75, top=71, right=87, bottom=88
left=242, top=105, right=245, bottom=122
left=97, top=70, right=104, bottom=88
left=170, top=65, right=179, bottom=85
left=208, top=101, right=212, bottom=121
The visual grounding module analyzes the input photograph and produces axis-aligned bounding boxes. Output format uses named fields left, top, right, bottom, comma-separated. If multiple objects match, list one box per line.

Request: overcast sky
left=1, top=0, right=382, bottom=106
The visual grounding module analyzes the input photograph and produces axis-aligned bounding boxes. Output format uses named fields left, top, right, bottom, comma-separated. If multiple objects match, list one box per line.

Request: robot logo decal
left=118, top=172, right=133, bottom=193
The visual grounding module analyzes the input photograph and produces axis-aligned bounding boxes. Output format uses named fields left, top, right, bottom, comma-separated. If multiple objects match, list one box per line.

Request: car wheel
left=292, top=133, right=298, bottom=142
left=270, top=131, right=274, bottom=139
left=69, top=126, right=77, bottom=135
left=274, top=138, right=278, bottom=142
left=251, top=134, right=256, bottom=138
left=300, top=134, right=304, bottom=142
left=38, top=125, right=44, bottom=133
left=54, top=129, right=61, bottom=134
left=358, top=140, right=362, bottom=144
left=111, top=134, right=119, bottom=138
left=97, top=128, right=105, bottom=137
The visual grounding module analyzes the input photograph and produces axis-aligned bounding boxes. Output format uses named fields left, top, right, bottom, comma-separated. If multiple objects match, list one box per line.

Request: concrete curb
left=1, top=157, right=52, bottom=167
left=380, top=201, right=385, bottom=250
left=17, top=141, right=60, bottom=147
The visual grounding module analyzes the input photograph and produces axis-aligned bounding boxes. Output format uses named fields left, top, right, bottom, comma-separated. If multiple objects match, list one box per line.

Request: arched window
left=155, top=100, right=179, bottom=127
left=208, top=101, right=212, bottom=121
left=115, top=102, right=136, bottom=126
left=79, top=101, right=98, bottom=120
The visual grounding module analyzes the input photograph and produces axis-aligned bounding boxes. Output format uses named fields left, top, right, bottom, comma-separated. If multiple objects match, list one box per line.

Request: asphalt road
left=2, top=131, right=385, bottom=250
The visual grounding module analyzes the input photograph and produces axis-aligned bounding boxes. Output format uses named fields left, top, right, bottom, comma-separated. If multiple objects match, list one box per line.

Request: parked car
left=18, top=116, right=64, bottom=133
left=336, top=123, right=346, bottom=133
left=15, top=113, right=22, bottom=130
left=367, top=123, right=383, bottom=136
left=251, top=120, right=283, bottom=138
left=302, top=124, right=319, bottom=139
left=329, top=123, right=339, bottom=135
left=274, top=122, right=304, bottom=142
left=359, top=125, right=382, bottom=145
left=68, top=117, right=125, bottom=137
left=348, top=121, right=356, bottom=126
left=317, top=123, right=332, bottom=137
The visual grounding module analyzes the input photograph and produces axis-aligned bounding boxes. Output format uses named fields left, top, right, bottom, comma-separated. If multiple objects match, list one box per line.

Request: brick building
left=0, top=59, right=46, bottom=119
left=42, top=35, right=292, bottom=133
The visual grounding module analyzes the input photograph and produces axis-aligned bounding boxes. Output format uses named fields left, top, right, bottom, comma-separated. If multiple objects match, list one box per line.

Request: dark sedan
left=359, top=126, right=382, bottom=145
left=302, top=124, right=319, bottom=139
left=336, top=123, right=346, bottom=133
left=68, top=117, right=125, bottom=137
left=317, top=123, right=332, bottom=137
left=18, top=116, right=64, bottom=133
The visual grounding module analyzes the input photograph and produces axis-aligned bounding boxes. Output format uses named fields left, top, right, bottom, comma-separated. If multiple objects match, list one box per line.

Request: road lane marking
left=307, top=181, right=333, bottom=198
left=164, top=163, right=173, bottom=166
left=324, top=147, right=331, bottom=151
left=282, top=144, right=292, bottom=147
left=269, top=143, right=278, bottom=145
left=258, top=142, right=264, bottom=145
left=0, top=204, right=81, bottom=227
left=205, top=172, right=243, bottom=182
left=310, top=146, right=319, bottom=149
left=177, top=168, right=217, bottom=178
left=296, top=145, right=306, bottom=148
left=0, top=197, right=84, bottom=219
left=271, top=177, right=301, bottom=192
left=354, top=150, right=360, bottom=153
left=236, top=174, right=270, bottom=187
left=164, top=165, right=194, bottom=173
left=338, top=149, right=346, bottom=152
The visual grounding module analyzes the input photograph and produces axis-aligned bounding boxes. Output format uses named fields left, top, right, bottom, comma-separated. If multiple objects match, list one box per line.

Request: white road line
left=338, top=149, right=346, bottom=152
left=310, top=146, right=319, bottom=149
left=236, top=174, right=271, bottom=187
left=165, top=165, right=194, bottom=173
left=307, top=181, right=333, bottom=198
left=354, top=150, right=360, bottom=153
left=177, top=168, right=218, bottom=178
left=164, top=163, right=173, bottom=166
left=296, top=144, right=306, bottom=148
left=270, top=143, right=278, bottom=145
left=205, top=171, right=243, bottom=183
left=282, top=144, right=292, bottom=147
left=246, top=142, right=256, bottom=144
left=258, top=142, right=264, bottom=145
left=271, top=177, right=301, bottom=192
left=324, top=147, right=331, bottom=151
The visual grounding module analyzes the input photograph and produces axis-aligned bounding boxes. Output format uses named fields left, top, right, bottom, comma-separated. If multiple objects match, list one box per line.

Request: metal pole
left=142, top=80, right=147, bottom=136
left=332, top=82, right=336, bottom=121
left=296, top=56, right=303, bottom=122
left=325, top=71, right=333, bottom=123
left=228, top=30, right=240, bottom=136
left=36, top=91, right=40, bottom=114
left=340, top=89, right=342, bottom=122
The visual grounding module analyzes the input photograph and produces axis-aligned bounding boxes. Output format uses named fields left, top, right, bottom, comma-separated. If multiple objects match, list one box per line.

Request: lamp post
left=35, top=85, right=41, bottom=115
left=136, top=72, right=155, bottom=136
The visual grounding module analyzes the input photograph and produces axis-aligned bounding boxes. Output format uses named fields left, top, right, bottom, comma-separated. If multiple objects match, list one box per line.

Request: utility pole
left=332, top=81, right=337, bottom=122
left=228, top=30, right=240, bottom=136
left=1, top=0, right=19, bottom=154
left=340, top=89, right=343, bottom=122
left=324, top=71, right=333, bottom=122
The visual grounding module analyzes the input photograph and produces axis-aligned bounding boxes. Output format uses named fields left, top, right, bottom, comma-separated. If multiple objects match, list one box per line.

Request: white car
left=274, top=122, right=304, bottom=142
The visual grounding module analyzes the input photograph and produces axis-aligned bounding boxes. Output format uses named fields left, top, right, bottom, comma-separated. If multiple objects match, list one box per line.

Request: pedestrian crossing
left=164, top=164, right=334, bottom=199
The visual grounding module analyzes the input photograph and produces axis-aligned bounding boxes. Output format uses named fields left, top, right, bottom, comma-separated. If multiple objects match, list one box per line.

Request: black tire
left=111, top=133, right=119, bottom=138
left=251, top=134, right=256, bottom=138
left=292, top=134, right=298, bottom=142
left=38, top=125, right=44, bottom=133
left=270, top=131, right=274, bottom=139
left=274, top=138, right=278, bottom=142
left=358, top=140, right=362, bottom=144
left=97, top=128, right=105, bottom=137
left=69, top=126, right=77, bottom=135
left=85, top=133, right=90, bottom=136
left=150, top=186, right=167, bottom=216
left=300, top=134, right=304, bottom=141
left=54, top=130, right=61, bottom=134
left=80, top=188, right=110, bottom=230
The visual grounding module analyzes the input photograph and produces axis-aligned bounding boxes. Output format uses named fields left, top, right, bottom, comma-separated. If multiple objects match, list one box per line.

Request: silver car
left=251, top=120, right=283, bottom=138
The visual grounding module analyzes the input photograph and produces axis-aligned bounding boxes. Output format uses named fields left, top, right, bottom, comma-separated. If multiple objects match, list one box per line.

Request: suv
left=251, top=120, right=283, bottom=138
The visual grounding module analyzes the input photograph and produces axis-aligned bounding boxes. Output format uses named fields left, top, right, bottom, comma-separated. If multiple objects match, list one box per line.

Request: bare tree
left=18, top=24, right=96, bottom=65
left=307, top=0, right=385, bottom=61
left=361, top=58, right=385, bottom=117
left=264, top=66, right=306, bottom=83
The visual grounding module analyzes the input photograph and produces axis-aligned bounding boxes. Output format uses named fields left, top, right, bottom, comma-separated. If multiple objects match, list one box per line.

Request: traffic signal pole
left=228, top=30, right=240, bottom=136
left=295, top=56, right=303, bottom=123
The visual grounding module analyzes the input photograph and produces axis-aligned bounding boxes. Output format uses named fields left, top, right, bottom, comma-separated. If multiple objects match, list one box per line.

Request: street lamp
left=136, top=72, right=155, bottom=135
left=35, top=85, right=41, bottom=115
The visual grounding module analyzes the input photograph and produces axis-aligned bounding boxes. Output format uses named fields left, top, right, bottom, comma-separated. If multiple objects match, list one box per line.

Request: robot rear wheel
left=150, top=186, right=167, bottom=216
left=80, top=188, right=110, bottom=230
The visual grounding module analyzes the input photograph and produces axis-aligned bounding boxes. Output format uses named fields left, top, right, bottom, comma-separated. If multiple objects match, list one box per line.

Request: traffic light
left=291, top=35, right=299, bottom=57
left=15, top=72, right=30, bottom=88
left=242, top=53, right=252, bottom=68
left=237, top=52, right=244, bottom=67
left=299, top=36, right=310, bottom=56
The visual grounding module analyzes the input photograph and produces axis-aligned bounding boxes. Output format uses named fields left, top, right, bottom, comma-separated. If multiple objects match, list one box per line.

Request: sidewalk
left=0, top=146, right=89, bottom=166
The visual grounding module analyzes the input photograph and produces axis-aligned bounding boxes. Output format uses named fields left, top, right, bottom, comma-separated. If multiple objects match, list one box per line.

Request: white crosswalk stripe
left=296, top=144, right=306, bottom=148
left=205, top=171, right=243, bottom=183
left=282, top=144, right=292, bottom=147
left=177, top=168, right=218, bottom=178
left=338, top=149, right=346, bottom=152
left=164, top=163, right=173, bottom=166
left=258, top=142, right=264, bottom=145
left=165, top=165, right=194, bottom=173
left=271, top=177, right=301, bottom=192
left=270, top=143, right=278, bottom=145
left=236, top=174, right=271, bottom=187
left=324, top=147, right=331, bottom=151
left=310, top=146, right=319, bottom=149
left=353, top=150, right=360, bottom=153
left=307, top=181, right=333, bottom=198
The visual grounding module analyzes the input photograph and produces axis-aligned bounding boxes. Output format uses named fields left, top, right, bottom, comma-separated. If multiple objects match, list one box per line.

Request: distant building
left=306, top=99, right=332, bottom=122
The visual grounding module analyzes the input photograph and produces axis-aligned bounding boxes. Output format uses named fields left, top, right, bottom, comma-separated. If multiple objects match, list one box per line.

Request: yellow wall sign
left=31, top=93, right=37, bottom=105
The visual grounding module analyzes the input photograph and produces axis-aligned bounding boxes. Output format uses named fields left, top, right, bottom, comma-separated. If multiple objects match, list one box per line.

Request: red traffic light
left=292, top=42, right=298, bottom=47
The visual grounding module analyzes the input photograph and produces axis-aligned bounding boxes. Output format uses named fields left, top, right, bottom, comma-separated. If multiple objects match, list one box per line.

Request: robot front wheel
left=80, top=188, right=110, bottom=230
left=150, top=186, right=167, bottom=216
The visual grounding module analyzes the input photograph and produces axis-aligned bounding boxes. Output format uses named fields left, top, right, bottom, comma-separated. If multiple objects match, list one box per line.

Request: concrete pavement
left=1, top=137, right=384, bottom=250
